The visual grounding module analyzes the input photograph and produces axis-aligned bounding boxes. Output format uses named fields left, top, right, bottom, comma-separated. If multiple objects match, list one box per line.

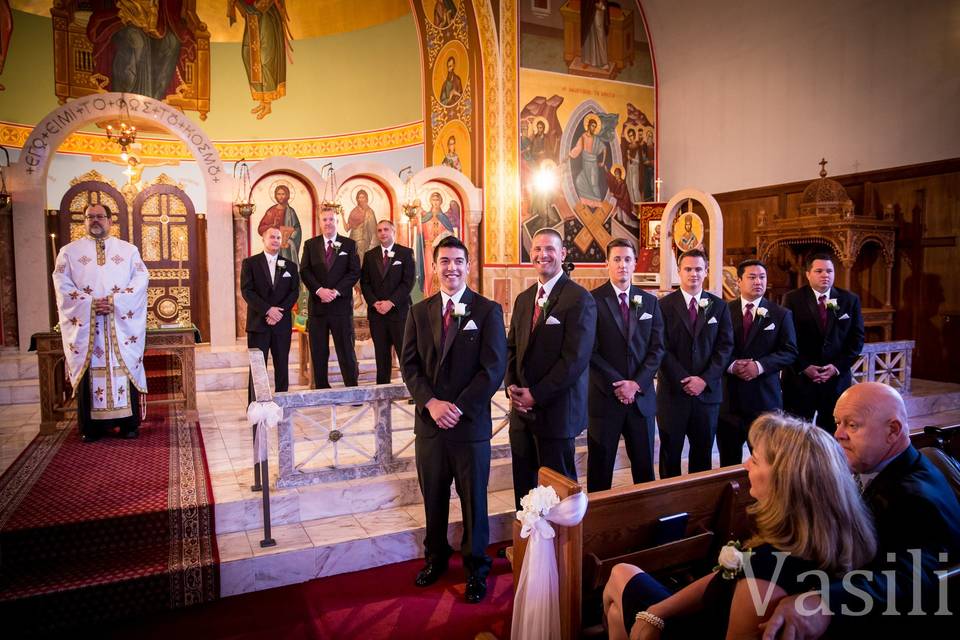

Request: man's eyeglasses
left=84, top=214, right=109, bottom=221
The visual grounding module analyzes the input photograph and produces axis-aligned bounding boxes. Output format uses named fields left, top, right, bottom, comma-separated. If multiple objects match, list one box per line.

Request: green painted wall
left=0, top=10, right=423, bottom=139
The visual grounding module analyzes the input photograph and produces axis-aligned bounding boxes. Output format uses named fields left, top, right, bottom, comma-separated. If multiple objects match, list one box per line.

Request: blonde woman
left=603, top=413, right=876, bottom=640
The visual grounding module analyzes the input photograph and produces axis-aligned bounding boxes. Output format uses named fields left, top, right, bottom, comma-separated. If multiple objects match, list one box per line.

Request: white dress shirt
left=680, top=288, right=703, bottom=309
left=728, top=295, right=766, bottom=374
left=440, top=285, right=467, bottom=316
left=265, top=251, right=279, bottom=282
left=536, top=270, right=565, bottom=301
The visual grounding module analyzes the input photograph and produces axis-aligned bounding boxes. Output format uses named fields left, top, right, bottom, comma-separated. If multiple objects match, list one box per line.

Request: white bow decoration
left=512, top=486, right=589, bottom=640
left=247, top=401, right=282, bottom=464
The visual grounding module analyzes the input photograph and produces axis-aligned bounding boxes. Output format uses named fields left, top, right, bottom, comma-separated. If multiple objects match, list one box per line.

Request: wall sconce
left=0, top=146, right=10, bottom=209
left=398, top=166, right=418, bottom=223
left=319, top=163, right=342, bottom=215
left=232, top=158, right=255, bottom=218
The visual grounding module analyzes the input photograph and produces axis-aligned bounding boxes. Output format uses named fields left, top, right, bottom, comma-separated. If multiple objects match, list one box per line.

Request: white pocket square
left=763, top=323, right=775, bottom=331
left=707, top=316, right=718, bottom=325
left=545, top=315, right=561, bottom=325
left=839, top=313, right=850, bottom=320
left=282, top=271, right=292, bottom=278
left=392, top=260, right=402, bottom=265
left=639, top=312, right=653, bottom=321
left=463, top=319, right=478, bottom=331
left=338, top=251, right=348, bottom=256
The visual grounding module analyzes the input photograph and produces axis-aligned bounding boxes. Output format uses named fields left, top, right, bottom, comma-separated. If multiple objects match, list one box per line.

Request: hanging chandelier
left=319, top=163, right=342, bottom=215
left=398, top=166, right=419, bottom=222
left=105, top=96, right=138, bottom=161
left=232, top=158, right=255, bottom=218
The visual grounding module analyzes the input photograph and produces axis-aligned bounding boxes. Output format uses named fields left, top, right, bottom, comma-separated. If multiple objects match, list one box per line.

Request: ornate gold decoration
left=141, top=225, right=161, bottom=261
left=70, top=170, right=117, bottom=189
left=0, top=121, right=425, bottom=160
left=149, top=268, right=191, bottom=280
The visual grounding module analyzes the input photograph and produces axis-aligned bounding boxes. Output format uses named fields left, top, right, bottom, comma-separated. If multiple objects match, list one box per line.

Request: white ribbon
left=247, top=401, right=282, bottom=464
left=511, top=488, right=589, bottom=640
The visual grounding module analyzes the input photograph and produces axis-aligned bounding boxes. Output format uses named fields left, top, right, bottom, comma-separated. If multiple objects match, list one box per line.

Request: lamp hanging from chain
left=398, top=166, right=419, bottom=222
left=319, top=163, right=342, bottom=215
left=105, top=95, right=138, bottom=161
left=232, top=158, right=255, bottom=218
left=0, top=146, right=10, bottom=209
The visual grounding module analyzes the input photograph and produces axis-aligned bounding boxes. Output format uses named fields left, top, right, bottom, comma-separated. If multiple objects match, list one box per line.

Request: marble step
left=213, top=439, right=626, bottom=535
left=217, top=491, right=519, bottom=597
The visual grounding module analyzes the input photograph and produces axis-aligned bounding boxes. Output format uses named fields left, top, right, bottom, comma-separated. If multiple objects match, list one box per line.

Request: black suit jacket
left=588, top=283, right=664, bottom=418
left=829, top=446, right=960, bottom=631
left=401, top=288, right=507, bottom=442
left=782, top=286, right=864, bottom=392
left=299, top=234, right=361, bottom=316
left=657, top=290, right=734, bottom=404
left=506, top=274, right=597, bottom=439
left=360, top=243, right=415, bottom=319
left=240, top=252, right=300, bottom=333
left=721, top=298, right=798, bottom=419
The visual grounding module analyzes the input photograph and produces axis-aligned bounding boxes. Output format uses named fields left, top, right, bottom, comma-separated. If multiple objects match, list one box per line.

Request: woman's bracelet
left=635, top=610, right=665, bottom=630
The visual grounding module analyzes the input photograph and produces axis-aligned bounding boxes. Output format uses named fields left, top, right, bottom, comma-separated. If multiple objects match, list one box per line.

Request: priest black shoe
left=123, top=429, right=139, bottom=439
left=465, top=575, right=487, bottom=603
left=80, top=433, right=100, bottom=443
left=414, top=561, right=447, bottom=587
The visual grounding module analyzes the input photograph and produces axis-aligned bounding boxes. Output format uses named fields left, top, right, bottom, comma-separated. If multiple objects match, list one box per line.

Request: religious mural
left=412, top=0, right=481, bottom=184
left=249, top=172, right=314, bottom=330
left=0, top=0, right=11, bottom=92
left=336, top=177, right=392, bottom=314
left=519, top=0, right=656, bottom=263
left=50, top=0, right=212, bottom=119
left=409, top=182, right=462, bottom=298
left=226, top=0, right=294, bottom=120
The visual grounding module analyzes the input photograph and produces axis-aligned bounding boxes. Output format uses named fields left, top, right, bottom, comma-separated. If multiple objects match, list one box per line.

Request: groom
left=401, top=235, right=507, bottom=603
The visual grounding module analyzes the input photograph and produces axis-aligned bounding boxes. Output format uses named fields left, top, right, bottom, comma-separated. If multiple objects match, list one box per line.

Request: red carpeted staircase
left=0, top=407, right=219, bottom=634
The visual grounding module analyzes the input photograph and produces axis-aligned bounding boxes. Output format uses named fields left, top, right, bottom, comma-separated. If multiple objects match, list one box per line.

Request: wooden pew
left=511, top=466, right=753, bottom=639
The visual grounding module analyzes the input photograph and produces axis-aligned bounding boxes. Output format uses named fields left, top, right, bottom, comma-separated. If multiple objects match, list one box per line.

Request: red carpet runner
left=107, top=545, right=514, bottom=640
left=0, top=406, right=219, bottom=633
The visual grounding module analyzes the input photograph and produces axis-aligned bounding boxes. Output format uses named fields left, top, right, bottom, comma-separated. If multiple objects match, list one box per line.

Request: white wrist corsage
left=714, top=540, right=745, bottom=580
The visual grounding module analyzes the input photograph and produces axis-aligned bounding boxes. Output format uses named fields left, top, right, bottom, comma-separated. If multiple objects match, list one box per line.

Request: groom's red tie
left=530, top=286, right=545, bottom=330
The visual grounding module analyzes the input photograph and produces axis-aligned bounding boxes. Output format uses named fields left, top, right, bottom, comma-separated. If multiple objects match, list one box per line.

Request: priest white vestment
left=52, top=235, right=149, bottom=419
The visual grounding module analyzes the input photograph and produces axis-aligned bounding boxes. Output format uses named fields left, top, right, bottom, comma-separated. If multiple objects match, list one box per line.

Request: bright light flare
left=533, top=165, right=557, bottom=194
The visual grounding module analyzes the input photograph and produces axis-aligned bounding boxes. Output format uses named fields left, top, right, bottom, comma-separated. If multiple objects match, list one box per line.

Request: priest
left=52, top=203, right=149, bottom=442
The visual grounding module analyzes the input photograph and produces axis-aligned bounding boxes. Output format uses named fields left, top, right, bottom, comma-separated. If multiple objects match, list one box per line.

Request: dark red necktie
left=818, top=294, right=827, bottom=331
left=441, top=298, right=454, bottom=344
left=619, top=292, right=630, bottom=329
left=688, top=297, right=698, bottom=328
left=531, top=286, right=545, bottom=330
left=382, top=249, right=389, bottom=272
left=742, top=302, right=754, bottom=342
left=325, top=240, right=334, bottom=268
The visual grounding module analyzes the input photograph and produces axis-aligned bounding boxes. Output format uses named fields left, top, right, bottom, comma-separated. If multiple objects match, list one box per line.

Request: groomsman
left=717, top=259, right=797, bottom=466
left=506, top=228, right=596, bottom=508
left=360, top=220, right=415, bottom=384
left=299, top=207, right=361, bottom=388
left=241, top=226, right=301, bottom=402
left=782, top=252, right=864, bottom=433
left=587, top=238, right=664, bottom=490
left=401, top=236, right=507, bottom=604
left=656, top=249, right=734, bottom=478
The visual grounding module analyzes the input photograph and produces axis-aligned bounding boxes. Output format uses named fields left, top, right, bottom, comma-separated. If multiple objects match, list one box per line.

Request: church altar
left=32, top=326, right=198, bottom=434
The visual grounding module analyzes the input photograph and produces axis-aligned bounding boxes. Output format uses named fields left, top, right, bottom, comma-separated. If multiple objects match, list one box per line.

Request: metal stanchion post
left=259, top=455, right=276, bottom=547
left=251, top=423, right=262, bottom=492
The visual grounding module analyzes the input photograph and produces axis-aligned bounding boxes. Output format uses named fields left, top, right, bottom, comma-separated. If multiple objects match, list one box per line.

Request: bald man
left=762, top=382, right=960, bottom=638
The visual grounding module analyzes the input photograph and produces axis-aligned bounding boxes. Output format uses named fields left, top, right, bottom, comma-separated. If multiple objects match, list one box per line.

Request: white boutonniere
left=453, top=302, right=468, bottom=317
left=277, top=259, right=286, bottom=268
left=755, top=306, right=768, bottom=318
left=826, top=298, right=839, bottom=312
left=698, top=297, right=711, bottom=311
left=387, top=250, right=395, bottom=258
left=333, top=241, right=342, bottom=251
left=632, top=294, right=643, bottom=308
left=714, top=540, right=746, bottom=580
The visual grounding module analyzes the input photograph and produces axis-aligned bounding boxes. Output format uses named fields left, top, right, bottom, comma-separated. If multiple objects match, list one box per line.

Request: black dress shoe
left=414, top=561, right=448, bottom=587
left=123, top=429, right=139, bottom=439
left=465, top=575, right=488, bottom=603
left=80, top=433, right=100, bottom=443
